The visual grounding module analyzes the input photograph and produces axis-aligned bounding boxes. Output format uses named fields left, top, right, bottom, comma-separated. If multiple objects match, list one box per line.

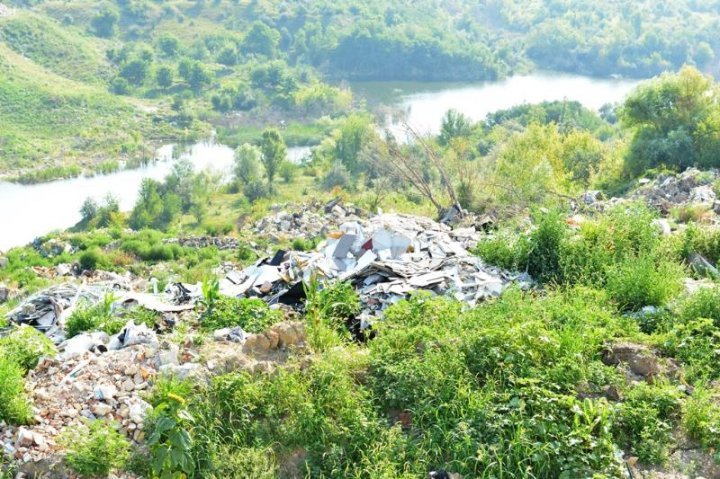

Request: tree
left=179, top=60, right=211, bottom=92
left=259, top=129, right=286, bottom=189
left=242, top=21, right=280, bottom=57
left=335, top=114, right=373, bottom=174
left=91, top=8, right=119, bottom=38
left=80, top=198, right=98, bottom=223
left=157, top=34, right=181, bottom=58
left=110, top=77, right=130, bottom=95
left=621, top=66, right=720, bottom=175
left=217, top=45, right=239, bottom=66
left=233, top=144, right=262, bottom=183
left=439, top=109, right=472, bottom=146
left=130, top=179, right=164, bottom=230
left=156, top=66, right=174, bottom=89
left=120, top=58, right=149, bottom=86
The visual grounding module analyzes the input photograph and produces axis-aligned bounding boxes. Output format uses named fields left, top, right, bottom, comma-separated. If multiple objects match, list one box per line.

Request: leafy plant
left=61, top=420, right=130, bottom=478
left=64, top=293, right=121, bottom=338
left=0, top=325, right=55, bottom=372
left=200, top=296, right=281, bottom=333
left=0, top=356, right=31, bottom=424
left=147, top=394, right=195, bottom=479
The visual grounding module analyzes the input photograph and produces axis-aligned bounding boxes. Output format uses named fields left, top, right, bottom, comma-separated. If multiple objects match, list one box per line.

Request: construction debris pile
left=221, top=212, right=526, bottom=323
left=248, top=199, right=366, bottom=242
left=164, top=236, right=241, bottom=250
left=630, top=168, right=719, bottom=213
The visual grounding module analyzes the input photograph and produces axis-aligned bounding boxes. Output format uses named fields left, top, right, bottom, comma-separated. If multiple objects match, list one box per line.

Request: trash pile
left=629, top=168, right=720, bottom=214
left=248, top=199, right=366, bottom=242
left=164, top=236, right=241, bottom=250
left=1, top=344, right=160, bottom=466
left=221, top=212, right=526, bottom=323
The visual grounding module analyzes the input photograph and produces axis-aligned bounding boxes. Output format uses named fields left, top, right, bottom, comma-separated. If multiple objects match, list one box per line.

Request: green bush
left=65, top=295, right=124, bottom=338
left=61, top=420, right=130, bottom=478
left=473, top=229, right=530, bottom=272
left=200, top=297, right=282, bottom=333
left=663, top=318, right=720, bottom=381
left=605, top=258, right=683, bottom=311
left=79, top=248, right=105, bottom=271
left=527, top=210, right=567, bottom=283
left=0, top=356, right=31, bottom=424
left=613, top=382, right=682, bottom=464
left=0, top=325, right=56, bottom=372
left=677, top=287, right=720, bottom=327
left=682, top=386, right=720, bottom=450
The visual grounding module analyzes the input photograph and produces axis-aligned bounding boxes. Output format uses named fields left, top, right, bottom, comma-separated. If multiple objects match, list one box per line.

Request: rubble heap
left=222, top=212, right=526, bottom=322
left=630, top=168, right=720, bottom=214
left=248, top=199, right=366, bottom=242
left=163, top=236, right=241, bottom=250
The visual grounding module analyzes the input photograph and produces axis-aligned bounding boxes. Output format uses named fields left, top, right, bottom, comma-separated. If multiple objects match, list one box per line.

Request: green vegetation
left=61, top=420, right=131, bottom=478
left=0, top=325, right=55, bottom=372
left=200, top=297, right=282, bottom=334
left=0, top=355, right=31, bottom=425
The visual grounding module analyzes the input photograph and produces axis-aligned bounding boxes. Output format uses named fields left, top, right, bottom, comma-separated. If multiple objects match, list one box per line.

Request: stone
left=0, top=283, right=8, bottom=303
left=122, top=379, right=135, bottom=392
left=94, top=383, right=117, bottom=401
left=16, top=428, right=34, bottom=448
left=92, top=403, right=113, bottom=417
left=602, top=342, right=661, bottom=378
left=272, top=322, right=305, bottom=347
left=243, top=333, right=273, bottom=354
left=0, top=256, right=8, bottom=269
left=155, top=345, right=179, bottom=367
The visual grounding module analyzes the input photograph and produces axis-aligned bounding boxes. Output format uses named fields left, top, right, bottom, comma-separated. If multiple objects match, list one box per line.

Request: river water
left=0, top=72, right=641, bottom=251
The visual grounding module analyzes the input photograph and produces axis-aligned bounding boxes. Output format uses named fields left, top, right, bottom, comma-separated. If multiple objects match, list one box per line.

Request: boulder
left=602, top=342, right=661, bottom=378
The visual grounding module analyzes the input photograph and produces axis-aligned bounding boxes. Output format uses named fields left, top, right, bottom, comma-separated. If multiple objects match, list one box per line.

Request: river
left=0, top=72, right=642, bottom=251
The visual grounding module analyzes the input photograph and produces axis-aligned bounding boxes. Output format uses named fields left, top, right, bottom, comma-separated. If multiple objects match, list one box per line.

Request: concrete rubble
left=583, top=168, right=720, bottom=218
left=163, top=236, right=241, bottom=250
left=221, top=211, right=527, bottom=325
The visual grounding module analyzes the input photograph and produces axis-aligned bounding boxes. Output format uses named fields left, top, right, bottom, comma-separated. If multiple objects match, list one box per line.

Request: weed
left=65, top=293, right=122, bottom=338
left=682, top=385, right=720, bottom=451
left=146, top=393, right=195, bottom=479
left=0, top=356, right=31, bottom=424
left=61, top=420, right=130, bottom=478
left=0, top=325, right=55, bottom=372
left=200, top=296, right=282, bottom=333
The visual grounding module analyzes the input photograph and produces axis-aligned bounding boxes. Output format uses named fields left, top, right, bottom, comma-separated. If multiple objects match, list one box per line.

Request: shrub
left=682, top=386, right=720, bottom=450
left=79, top=248, right=105, bottom=271
left=200, top=297, right=282, bottom=333
left=527, top=210, right=567, bottom=283
left=677, top=287, right=720, bottom=327
left=65, top=294, right=123, bottom=338
left=663, top=318, right=720, bottom=381
left=613, top=382, right=682, bottom=464
left=473, top=229, right=530, bottom=272
left=243, top=181, right=269, bottom=202
left=146, top=394, right=195, bottom=479
left=0, top=356, right=31, bottom=424
left=61, top=420, right=130, bottom=478
left=291, top=237, right=318, bottom=252
left=605, top=258, right=683, bottom=311
left=0, top=326, right=56, bottom=372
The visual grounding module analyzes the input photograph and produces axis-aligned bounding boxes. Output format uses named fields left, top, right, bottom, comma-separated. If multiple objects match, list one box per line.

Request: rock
left=121, top=378, right=135, bottom=392
left=128, top=400, right=152, bottom=424
left=601, top=385, right=622, bottom=401
left=159, top=362, right=203, bottom=380
left=0, top=256, right=8, bottom=269
left=55, top=263, right=72, bottom=276
left=272, top=322, right=305, bottom=348
left=243, top=333, right=273, bottom=354
left=94, top=383, right=118, bottom=401
left=651, top=218, right=672, bottom=236
left=602, top=342, right=661, bottom=378
left=32, top=432, right=46, bottom=448
left=92, top=403, right=113, bottom=417
left=0, top=283, right=8, bottom=303
left=155, top=344, right=179, bottom=367
left=16, top=428, right=34, bottom=448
